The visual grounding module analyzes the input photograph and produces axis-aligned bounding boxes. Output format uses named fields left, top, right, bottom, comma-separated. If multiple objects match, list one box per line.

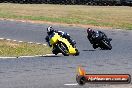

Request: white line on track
left=13, top=40, right=17, bottom=41
left=0, top=37, right=47, bottom=45
left=64, top=83, right=78, bottom=86
left=6, top=39, right=11, bottom=41
left=36, top=43, right=41, bottom=45
left=18, top=41, right=23, bottom=43
left=0, top=53, right=62, bottom=59
left=0, top=38, right=4, bottom=40
left=44, top=54, right=56, bottom=56
left=43, top=44, right=47, bottom=46
left=19, top=56, right=36, bottom=58
left=28, top=42, right=33, bottom=44
left=0, top=57, right=17, bottom=59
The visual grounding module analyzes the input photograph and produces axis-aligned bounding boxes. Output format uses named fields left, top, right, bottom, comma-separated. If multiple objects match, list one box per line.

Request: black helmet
left=47, top=26, right=54, bottom=35
left=87, top=28, right=93, bottom=34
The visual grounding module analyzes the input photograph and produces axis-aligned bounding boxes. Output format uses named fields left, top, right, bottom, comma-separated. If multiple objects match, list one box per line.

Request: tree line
left=0, top=0, right=89, bottom=4
left=0, top=0, right=131, bottom=6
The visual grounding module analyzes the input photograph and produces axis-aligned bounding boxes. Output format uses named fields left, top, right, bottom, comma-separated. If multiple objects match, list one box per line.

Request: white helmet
left=47, top=26, right=54, bottom=35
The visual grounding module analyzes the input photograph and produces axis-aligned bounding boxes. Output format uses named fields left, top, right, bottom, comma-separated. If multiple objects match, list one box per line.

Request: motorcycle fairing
left=49, top=33, right=76, bottom=54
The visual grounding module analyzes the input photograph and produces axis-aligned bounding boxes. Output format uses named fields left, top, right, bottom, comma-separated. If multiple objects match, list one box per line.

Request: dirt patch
left=6, top=42, right=19, bottom=48
left=0, top=40, right=19, bottom=48
left=0, top=18, right=112, bottom=30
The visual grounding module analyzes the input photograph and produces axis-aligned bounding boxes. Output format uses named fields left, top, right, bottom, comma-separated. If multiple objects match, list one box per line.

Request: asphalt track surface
left=0, top=20, right=132, bottom=88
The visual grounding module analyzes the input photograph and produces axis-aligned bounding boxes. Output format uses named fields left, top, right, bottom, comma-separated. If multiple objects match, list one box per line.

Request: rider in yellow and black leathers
left=45, top=26, right=76, bottom=54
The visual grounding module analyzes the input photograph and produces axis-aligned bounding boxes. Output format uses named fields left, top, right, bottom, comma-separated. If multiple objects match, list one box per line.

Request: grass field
left=0, top=3, right=132, bottom=29
left=0, top=40, right=51, bottom=57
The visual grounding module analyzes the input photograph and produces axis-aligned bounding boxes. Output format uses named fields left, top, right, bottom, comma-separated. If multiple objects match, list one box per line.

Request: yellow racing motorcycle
left=49, top=32, right=79, bottom=56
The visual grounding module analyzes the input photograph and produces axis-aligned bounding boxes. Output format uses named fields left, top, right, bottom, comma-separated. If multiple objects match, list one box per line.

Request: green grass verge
left=0, top=40, right=51, bottom=57
left=0, top=3, right=132, bottom=29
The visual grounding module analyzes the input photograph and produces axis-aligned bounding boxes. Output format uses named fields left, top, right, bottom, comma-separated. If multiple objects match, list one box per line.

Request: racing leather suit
left=87, top=30, right=107, bottom=48
left=45, top=30, right=76, bottom=47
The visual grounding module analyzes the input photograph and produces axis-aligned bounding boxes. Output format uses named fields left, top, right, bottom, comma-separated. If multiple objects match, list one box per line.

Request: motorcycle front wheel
left=101, top=39, right=112, bottom=50
left=57, top=42, right=69, bottom=56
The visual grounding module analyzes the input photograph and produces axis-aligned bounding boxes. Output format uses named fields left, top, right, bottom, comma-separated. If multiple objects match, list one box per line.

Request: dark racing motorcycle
left=91, top=32, right=112, bottom=50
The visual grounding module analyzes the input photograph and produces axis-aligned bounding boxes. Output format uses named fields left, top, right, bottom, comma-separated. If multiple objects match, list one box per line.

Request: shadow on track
left=82, top=50, right=96, bottom=52
left=40, top=55, right=62, bottom=57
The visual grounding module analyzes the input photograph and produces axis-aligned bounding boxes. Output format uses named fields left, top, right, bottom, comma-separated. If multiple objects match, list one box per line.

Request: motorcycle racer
left=87, top=28, right=111, bottom=49
left=45, top=26, right=76, bottom=54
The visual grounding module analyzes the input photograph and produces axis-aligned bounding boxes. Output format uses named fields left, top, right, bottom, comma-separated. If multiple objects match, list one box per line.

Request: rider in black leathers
left=45, top=26, right=76, bottom=54
left=87, top=28, right=108, bottom=49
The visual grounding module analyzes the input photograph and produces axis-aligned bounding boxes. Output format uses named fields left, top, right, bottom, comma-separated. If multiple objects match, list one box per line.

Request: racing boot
left=52, top=47, right=58, bottom=55
left=93, top=44, right=98, bottom=49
